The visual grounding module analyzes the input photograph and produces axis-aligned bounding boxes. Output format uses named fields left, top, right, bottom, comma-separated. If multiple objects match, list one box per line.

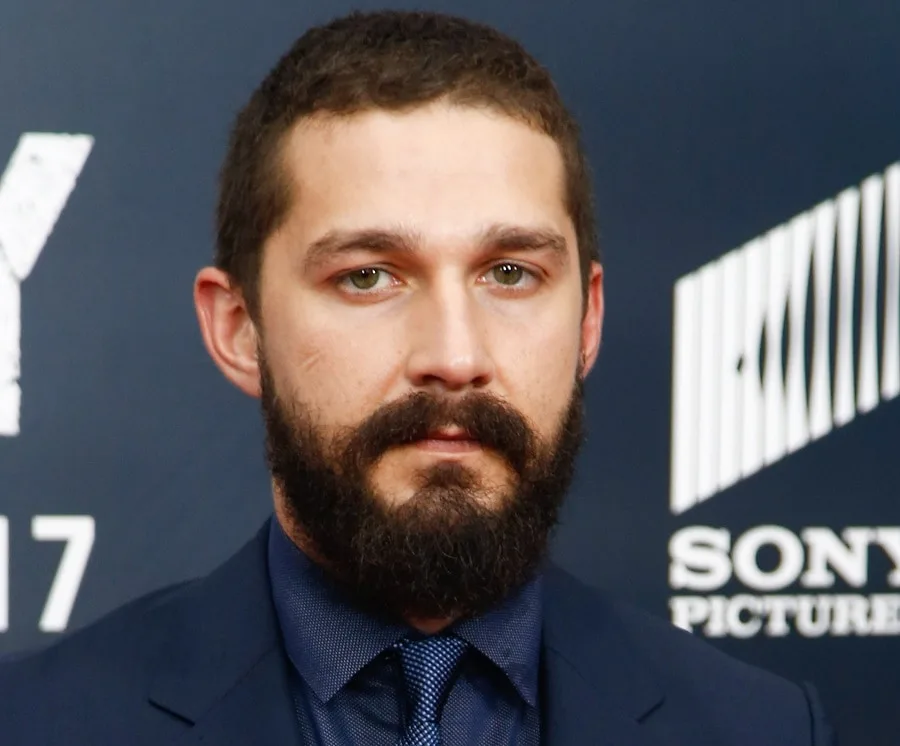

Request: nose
left=404, top=283, right=495, bottom=392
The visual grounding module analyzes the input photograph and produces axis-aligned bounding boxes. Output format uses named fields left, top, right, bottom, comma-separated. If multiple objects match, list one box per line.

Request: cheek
left=491, top=311, right=581, bottom=435
left=266, top=305, right=404, bottom=426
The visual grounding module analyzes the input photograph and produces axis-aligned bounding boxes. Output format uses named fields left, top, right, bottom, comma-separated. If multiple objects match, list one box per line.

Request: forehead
left=275, top=101, right=574, bottom=251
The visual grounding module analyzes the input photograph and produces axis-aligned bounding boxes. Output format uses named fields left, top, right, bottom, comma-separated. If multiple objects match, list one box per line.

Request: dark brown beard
left=260, top=360, right=584, bottom=621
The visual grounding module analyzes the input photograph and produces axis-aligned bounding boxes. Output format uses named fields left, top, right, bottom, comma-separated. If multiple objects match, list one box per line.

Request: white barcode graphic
left=671, top=161, right=900, bottom=514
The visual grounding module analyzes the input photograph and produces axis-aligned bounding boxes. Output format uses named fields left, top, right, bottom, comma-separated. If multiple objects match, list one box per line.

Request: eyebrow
left=302, top=223, right=569, bottom=272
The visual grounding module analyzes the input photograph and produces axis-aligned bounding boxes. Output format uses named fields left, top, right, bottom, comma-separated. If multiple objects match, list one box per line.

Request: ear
left=580, top=261, right=604, bottom=376
left=193, top=267, right=261, bottom=398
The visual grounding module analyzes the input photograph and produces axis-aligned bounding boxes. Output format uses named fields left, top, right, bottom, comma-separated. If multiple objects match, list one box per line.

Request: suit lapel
left=169, top=647, right=299, bottom=746
left=144, top=520, right=300, bottom=745
left=541, top=566, right=665, bottom=746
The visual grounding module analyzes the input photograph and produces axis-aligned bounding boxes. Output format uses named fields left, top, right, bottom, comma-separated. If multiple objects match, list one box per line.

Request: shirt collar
left=267, top=517, right=543, bottom=707
left=451, top=572, right=542, bottom=707
left=267, top=518, right=406, bottom=702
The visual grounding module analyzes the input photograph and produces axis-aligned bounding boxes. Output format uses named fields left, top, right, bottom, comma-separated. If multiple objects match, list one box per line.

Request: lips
left=424, top=426, right=475, bottom=442
left=414, top=425, right=482, bottom=453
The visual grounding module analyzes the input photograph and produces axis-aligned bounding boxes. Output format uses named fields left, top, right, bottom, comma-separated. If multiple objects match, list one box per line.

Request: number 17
left=0, top=515, right=96, bottom=633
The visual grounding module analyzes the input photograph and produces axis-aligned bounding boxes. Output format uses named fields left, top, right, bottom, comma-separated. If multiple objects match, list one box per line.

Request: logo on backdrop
left=0, top=132, right=94, bottom=437
left=667, top=160, right=900, bottom=638
left=0, top=133, right=95, bottom=636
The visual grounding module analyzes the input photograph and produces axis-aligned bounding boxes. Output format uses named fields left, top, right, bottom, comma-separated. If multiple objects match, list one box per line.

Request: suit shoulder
left=0, top=579, right=199, bottom=744
left=546, top=564, right=797, bottom=689
left=544, top=565, right=831, bottom=744
left=0, top=578, right=195, bottom=710
left=612, top=594, right=799, bottom=690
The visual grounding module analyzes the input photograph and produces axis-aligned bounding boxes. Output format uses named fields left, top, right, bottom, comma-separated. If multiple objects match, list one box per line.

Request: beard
left=260, top=359, right=585, bottom=621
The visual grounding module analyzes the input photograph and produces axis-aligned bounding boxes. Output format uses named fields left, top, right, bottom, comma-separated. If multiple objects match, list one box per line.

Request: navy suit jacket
left=0, top=521, right=834, bottom=745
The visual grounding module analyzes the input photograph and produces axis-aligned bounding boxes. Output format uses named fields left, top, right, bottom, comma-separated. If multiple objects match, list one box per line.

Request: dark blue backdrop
left=1, top=2, right=898, bottom=744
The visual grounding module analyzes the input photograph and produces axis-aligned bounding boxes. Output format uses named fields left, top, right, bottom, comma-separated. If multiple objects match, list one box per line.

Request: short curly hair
left=216, top=10, right=598, bottom=316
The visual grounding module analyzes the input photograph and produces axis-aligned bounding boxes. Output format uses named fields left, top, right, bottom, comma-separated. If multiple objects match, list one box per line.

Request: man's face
left=259, top=101, right=593, bottom=496
left=235, top=101, right=602, bottom=618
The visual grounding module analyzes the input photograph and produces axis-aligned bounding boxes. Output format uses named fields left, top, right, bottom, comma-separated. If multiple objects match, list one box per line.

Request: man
left=0, top=10, right=834, bottom=745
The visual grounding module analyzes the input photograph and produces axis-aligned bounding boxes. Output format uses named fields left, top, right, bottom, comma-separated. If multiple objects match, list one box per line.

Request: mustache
left=341, top=390, right=536, bottom=475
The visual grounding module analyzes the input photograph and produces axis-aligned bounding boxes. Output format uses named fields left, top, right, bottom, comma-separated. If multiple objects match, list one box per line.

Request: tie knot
left=395, top=635, right=468, bottom=725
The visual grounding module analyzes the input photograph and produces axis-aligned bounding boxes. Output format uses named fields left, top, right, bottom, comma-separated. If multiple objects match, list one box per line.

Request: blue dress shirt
left=267, top=519, right=542, bottom=745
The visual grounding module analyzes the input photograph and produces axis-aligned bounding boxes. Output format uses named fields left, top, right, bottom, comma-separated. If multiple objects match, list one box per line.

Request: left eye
left=489, top=263, right=527, bottom=286
left=341, top=268, right=390, bottom=291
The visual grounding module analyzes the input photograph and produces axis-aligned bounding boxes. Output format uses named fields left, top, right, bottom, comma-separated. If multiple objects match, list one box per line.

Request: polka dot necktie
left=394, top=634, right=468, bottom=745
